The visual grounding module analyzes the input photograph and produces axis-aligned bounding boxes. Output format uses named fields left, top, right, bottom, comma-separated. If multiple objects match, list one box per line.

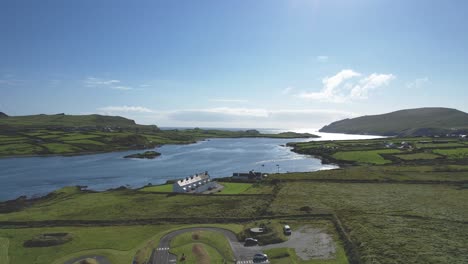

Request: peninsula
left=0, top=113, right=318, bottom=158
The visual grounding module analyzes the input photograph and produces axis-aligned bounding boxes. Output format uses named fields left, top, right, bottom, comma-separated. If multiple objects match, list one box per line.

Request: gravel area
left=261, top=226, right=336, bottom=260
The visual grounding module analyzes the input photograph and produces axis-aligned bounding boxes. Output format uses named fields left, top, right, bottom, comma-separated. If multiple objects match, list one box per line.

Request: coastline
left=0, top=133, right=317, bottom=159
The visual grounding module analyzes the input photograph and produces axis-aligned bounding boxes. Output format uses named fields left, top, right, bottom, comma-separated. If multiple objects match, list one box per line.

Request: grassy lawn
left=265, top=247, right=348, bottom=264
left=64, top=139, right=106, bottom=146
left=331, top=149, right=401, bottom=164
left=170, top=243, right=226, bottom=264
left=0, top=237, right=9, bottom=264
left=270, top=182, right=468, bottom=263
left=139, top=184, right=173, bottom=192
left=216, top=182, right=253, bottom=194
left=0, top=143, right=43, bottom=155
left=433, top=147, right=468, bottom=159
left=394, top=152, right=441, bottom=160
left=41, top=143, right=82, bottom=154
left=0, top=225, right=173, bottom=264
left=170, top=230, right=235, bottom=262
left=0, top=188, right=271, bottom=221
left=0, top=223, right=244, bottom=264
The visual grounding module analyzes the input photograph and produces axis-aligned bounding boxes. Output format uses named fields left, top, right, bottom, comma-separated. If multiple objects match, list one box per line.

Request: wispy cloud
left=209, top=98, right=249, bottom=103
left=0, top=76, right=26, bottom=87
left=406, top=77, right=429, bottom=89
left=316, top=55, right=329, bottom=62
left=298, top=69, right=395, bottom=103
left=84, top=77, right=120, bottom=87
left=84, top=77, right=133, bottom=90
left=98, top=105, right=154, bottom=113
left=97, top=105, right=356, bottom=129
left=282, top=86, right=295, bottom=95
left=111, top=86, right=133, bottom=91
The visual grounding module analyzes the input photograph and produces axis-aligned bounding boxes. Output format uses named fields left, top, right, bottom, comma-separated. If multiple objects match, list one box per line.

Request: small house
left=173, top=171, right=216, bottom=193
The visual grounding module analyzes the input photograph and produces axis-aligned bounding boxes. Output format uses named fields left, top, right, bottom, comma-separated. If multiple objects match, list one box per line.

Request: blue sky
left=1, top=0, right=467, bottom=129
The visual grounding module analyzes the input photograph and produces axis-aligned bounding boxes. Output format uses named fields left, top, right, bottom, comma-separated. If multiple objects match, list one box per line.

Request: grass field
left=0, top=224, right=245, bottom=264
left=0, top=127, right=317, bottom=157
left=215, top=182, right=253, bottom=194
left=0, top=237, right=9, bottom=264
left=170, top=230, right=235, bottom=262
left=171, top=243, right=225, bottom=264
left=433, top=147, right=468, bottom=159
left=265, top=247, right=348, bottom=264
left=270, top=182, right=468, bottom=263
left=0, top=188, right=271, bottom=222
left=394, top=152, right=441, bottom=160
left=0, top=225, right=172, bottom=264
left=139, top=184, right=173, bottom=192
left=332, top=149, right=401, bottom=164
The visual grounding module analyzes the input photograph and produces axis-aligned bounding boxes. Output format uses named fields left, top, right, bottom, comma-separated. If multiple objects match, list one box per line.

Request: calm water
left=0, top=131, right=381, bottom=201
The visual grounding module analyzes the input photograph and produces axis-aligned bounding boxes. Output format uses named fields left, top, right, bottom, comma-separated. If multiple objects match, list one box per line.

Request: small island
left=124, top=151, right=161, bottom=159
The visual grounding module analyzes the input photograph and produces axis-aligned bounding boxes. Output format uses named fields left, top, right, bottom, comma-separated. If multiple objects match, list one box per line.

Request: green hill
left=0, top=113, right=158, bottom=132
left=319, top=107, right=468, bottom=136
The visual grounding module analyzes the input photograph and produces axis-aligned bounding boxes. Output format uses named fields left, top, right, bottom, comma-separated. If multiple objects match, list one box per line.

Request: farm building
left=173, top=171, right=216, bottom=193
left=232, top=170, right=267, bottom=181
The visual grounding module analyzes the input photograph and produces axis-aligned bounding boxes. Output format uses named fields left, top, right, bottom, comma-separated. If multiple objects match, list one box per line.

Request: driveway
left=151, top=227, right=265, bottom=264
left=151, top=225, right=335, bottom=263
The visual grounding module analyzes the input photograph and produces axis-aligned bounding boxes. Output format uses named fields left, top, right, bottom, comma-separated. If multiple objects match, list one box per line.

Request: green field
left=0, top=237, right=9, bottom=264
left=170, top=230, right=235, bottom=262
left=433, top=148, right=468, bottom=159
left=265, top=247, right=348, bottom=264
left=395, top=152, right=441, bottom=160
left=270, top=182, right=468, bottom=264
left=139, top=184, right=173, bottom=192
left=0, top=127, right=317, bottom=158
left=332, top=149, right=401, bottom=164
left=0, top=225, right=172, bottom=264
left=216, top=182, right=253, bottom=194
left=0, top=187, right=271, bottom=222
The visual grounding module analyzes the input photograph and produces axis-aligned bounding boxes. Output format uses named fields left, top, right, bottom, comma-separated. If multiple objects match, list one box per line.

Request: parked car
left=244, top=237, right=259, bottom=246
left=253, top=253, right=268, bottom=263
left=283, top=225, right=291, bottom=235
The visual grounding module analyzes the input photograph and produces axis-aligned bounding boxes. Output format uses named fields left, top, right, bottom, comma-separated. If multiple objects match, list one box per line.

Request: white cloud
left=349, top=73, right=395, bottom=99
left=282, top=86, right=295, bottom=95
left=97, top=106, right=357, bottom=129
left=406, top=77, right=429, bottom=89
left=298, top=69, right=395, bottom=103
left=209, top=99, right=249, bottom=103
left=165, top=108, right=356, bottom=129
left=84, top=77, right=120, bottom=87
left=111, top=86, right=133, bottom=90
left=317, top=55, right=329, bottom=62
left=84, top=77, right=135, bottom=90
left=98, top=106, right=154, bottom=114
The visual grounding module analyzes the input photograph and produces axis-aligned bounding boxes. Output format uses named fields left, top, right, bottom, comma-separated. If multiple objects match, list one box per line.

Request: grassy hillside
left=0, top=113, right=158, bottom=132
left=319, top=107, right=468, bottom=136
left=0, top=113, right=317, bottom=157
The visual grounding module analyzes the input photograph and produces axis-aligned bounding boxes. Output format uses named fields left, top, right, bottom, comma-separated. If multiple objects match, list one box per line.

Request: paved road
left=151, top=227, right=265, bottom=264
left=64, top=254, right=111, bottom=264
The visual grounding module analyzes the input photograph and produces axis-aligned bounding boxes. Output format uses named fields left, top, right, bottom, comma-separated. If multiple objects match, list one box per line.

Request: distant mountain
left=320, top=107, right=468, bottom=136
left=0, top=112, right=8, bottom=118
left=0, top=113, right=159, bottom=132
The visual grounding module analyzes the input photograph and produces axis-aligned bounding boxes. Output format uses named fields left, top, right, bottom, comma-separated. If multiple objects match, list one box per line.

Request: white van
left=283, top=225, right=291, bottom=235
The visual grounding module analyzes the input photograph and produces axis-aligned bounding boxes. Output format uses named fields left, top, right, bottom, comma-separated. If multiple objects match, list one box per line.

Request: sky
left=1, top=0, right=467, bottom=129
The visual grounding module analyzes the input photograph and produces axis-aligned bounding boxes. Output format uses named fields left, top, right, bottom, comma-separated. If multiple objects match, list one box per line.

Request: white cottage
left=173, top=171, right=215, bottom=193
